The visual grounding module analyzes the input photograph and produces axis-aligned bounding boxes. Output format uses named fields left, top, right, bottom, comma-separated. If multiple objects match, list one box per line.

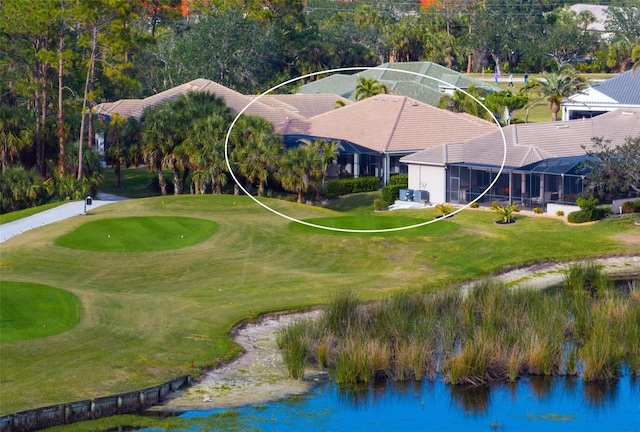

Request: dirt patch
left=612, top=231, right=640, bottom=247
left=151, top=310, right=326, bottom=412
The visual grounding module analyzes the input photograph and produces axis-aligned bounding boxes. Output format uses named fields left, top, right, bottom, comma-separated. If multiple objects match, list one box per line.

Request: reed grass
left=280, top=264, right=639, bottom=387
left=276, top=322, right=308, bottom=380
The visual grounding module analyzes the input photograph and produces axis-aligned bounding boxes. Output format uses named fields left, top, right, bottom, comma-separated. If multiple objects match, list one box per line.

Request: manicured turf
left=292, top=215, right=458, bottom=235
left=0, top=281, right=79, bottom=343
left=0, top=202, right=66, bottom=224
left=0, top=194, right=639, bottom=415
left=54, top=216, right=218, bottom=251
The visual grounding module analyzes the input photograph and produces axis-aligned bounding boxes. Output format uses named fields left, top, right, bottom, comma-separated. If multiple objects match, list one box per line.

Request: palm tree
left=521, top=65, right=587, bottom=121
left=105, top=115, right=140, bottom=189
left=0, top=106, right=31, bottom=173
left=231, top=115, right=284, bottom=196
left=632, top=44, right=640, bottom=74
left=354, top=77, right=389, bottom=101
left=141, top=103, right=175, bottom=195
left=437, top=85, right=489, bottom=120
left=183, top=112, right=231, bottom=194
left=278, top=146, right=322, bottom=203
left=298, top=138, right=343, bottom=191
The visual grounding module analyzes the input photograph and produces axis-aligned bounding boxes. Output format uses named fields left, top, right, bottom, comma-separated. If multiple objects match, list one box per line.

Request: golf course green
left=0, top=282, right=80, bottom=343
left=1, top=192, right=639, bottom=416
left=54, top=216, right=218, bottom=251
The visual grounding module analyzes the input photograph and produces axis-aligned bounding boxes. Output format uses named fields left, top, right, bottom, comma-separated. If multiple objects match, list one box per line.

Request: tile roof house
left=297, top=62, right=499, bottom=106
left=562, top=70, right=640, bottom=121
left=93, top=78, right=352, bottom=124
left=277, top=94, right=497, bottom=184
left=401, top=109, right=640, bottom=207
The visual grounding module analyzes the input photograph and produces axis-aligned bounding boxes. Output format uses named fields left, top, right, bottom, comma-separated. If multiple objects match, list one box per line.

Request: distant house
left=94, top=78, right=497, bottom=186
left=92, top=78, right=352, bottom=157
left=401, top=109, right=640, bottom=207
left=562, top=70, right=640, bottom=121
left=297, top=61, right=499, bottom=106
left=93, top=78, right=351, bottom=124
left=276, top=94, right=497, bottom=185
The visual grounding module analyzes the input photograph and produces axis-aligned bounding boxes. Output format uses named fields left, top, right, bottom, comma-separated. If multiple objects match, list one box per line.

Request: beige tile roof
left=275, top=95, right=497, bottom=154
left=402, top=109, right=640, bottom=168
left=254, top=94, right=353, bottom=118
left=93, top=79, right=349, bottom=123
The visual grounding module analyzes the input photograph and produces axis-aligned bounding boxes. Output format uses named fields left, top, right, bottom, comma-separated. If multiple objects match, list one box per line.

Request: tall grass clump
left=279, top=268, right=640, bottom=388
left=564, top=261, right=611, bottom=297
left=325, top=290, right=360, bottom=338
left=276, top=321, right=309, bottom=380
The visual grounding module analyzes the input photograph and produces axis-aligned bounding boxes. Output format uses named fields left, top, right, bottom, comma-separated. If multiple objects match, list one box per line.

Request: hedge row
left=325, top=177, right=380, bottom=196
left=622, top=199, right=640, bottom=214
left=567, top=208, right=610, bottom=223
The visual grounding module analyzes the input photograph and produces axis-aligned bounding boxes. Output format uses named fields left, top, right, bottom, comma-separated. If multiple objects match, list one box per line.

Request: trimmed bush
left=326, top=177, right=380, bottom=196
left=388, top=174, right=408, bottom=187
left=533, top=207, right=543, bottom=214
left=373, top=198, right=389, bottom=211
left=567, top=208, right=610, bottom=224
left=381, top=184, right=404, bottom=204
left=622, top=199, right=640, bottom=214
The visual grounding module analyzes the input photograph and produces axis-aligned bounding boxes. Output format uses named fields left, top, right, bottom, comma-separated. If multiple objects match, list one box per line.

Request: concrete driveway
left=0, top=194, right=126, bottom=244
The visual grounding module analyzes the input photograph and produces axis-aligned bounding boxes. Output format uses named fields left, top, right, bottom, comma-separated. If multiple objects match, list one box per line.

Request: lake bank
left=151, top=255, right=640, bottom=412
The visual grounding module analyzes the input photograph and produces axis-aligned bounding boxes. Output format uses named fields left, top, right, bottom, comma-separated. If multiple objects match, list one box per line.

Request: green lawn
left=0, top=202, right=66, bottom=224
left=99, top=166, right=165, bottom=199
left=54, top=216, right=218, bottom=252
left=0, top=282, right=80, bottom=343
left=0, top=193, right=638, bottom=415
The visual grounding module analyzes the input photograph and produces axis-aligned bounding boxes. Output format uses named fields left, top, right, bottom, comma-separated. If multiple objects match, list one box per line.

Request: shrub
left=373, top=198, right=389, bottom=211
left=325, top=177, right=380, bottom=196
left=622, top=199, right=640, bottom=214
left=567, top=208, right=610, bottom=224
left=381, top=184, right=404, bottom=204
left=469, top=202, right=479, bottom=208
left=556, top=210, right=564, bottom=217
left=490, top=202, right=519, bottom=223
left=388, top=174, right=408, bottom=187
left=533, top=207, right=543, bottom=214
left=436, top=203, right=454, bottom=216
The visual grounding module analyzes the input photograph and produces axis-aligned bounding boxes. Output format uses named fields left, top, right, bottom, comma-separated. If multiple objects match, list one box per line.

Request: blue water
left=175, top=375, right=640, bottom=431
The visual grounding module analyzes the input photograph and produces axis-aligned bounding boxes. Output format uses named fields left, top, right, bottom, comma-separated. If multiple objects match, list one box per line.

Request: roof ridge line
left=382, top=96, right=408, bottom=153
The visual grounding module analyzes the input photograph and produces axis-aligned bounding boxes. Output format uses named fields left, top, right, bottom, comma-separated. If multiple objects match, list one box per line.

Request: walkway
left=0, top=194, right=126, bottom=244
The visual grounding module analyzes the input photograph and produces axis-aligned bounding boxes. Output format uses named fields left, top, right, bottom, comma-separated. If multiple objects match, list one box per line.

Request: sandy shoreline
left=150, top=310, right=328, bottom=412
left=150, top=255, right=640, bottom=413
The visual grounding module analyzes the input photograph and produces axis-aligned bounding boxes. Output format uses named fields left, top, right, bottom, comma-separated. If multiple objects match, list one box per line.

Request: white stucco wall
left=407, top=164, right=446, bottom=203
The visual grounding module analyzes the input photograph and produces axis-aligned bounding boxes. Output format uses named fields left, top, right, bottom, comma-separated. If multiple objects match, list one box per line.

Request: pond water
left=158, top=373, right=640, bottom=431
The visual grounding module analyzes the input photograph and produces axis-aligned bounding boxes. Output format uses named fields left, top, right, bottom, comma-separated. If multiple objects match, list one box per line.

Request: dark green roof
left=297, top=62, right=498, bottom=106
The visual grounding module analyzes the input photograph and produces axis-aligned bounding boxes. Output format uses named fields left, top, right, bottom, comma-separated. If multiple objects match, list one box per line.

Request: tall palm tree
left=105, top=115, right=140, bottom=189
left=354, top=77, right=389, bottom=101
left=141, top=103, right=175, bottom=195
left=522, top=65, right=587, bottom=121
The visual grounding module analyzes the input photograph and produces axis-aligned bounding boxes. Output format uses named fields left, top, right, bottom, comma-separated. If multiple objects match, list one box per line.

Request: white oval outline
left=225, top=67, right=507, bottom=233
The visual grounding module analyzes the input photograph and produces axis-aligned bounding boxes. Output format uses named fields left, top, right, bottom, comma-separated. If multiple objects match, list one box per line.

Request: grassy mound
left=0, top=281, right=80, bottom=342
left=54, top=216, right=218, bottom=251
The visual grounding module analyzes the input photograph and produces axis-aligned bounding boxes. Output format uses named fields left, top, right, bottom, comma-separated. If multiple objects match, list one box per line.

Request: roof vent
left=556, top=125, right=570, bottom=129
left=621, top=111, right=635, bottom=115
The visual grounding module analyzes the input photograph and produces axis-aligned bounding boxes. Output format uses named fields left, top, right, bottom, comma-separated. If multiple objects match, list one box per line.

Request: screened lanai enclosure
left=283, top=135, right=410, bottom=184
left=445, top=156, right=591, bottom=209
